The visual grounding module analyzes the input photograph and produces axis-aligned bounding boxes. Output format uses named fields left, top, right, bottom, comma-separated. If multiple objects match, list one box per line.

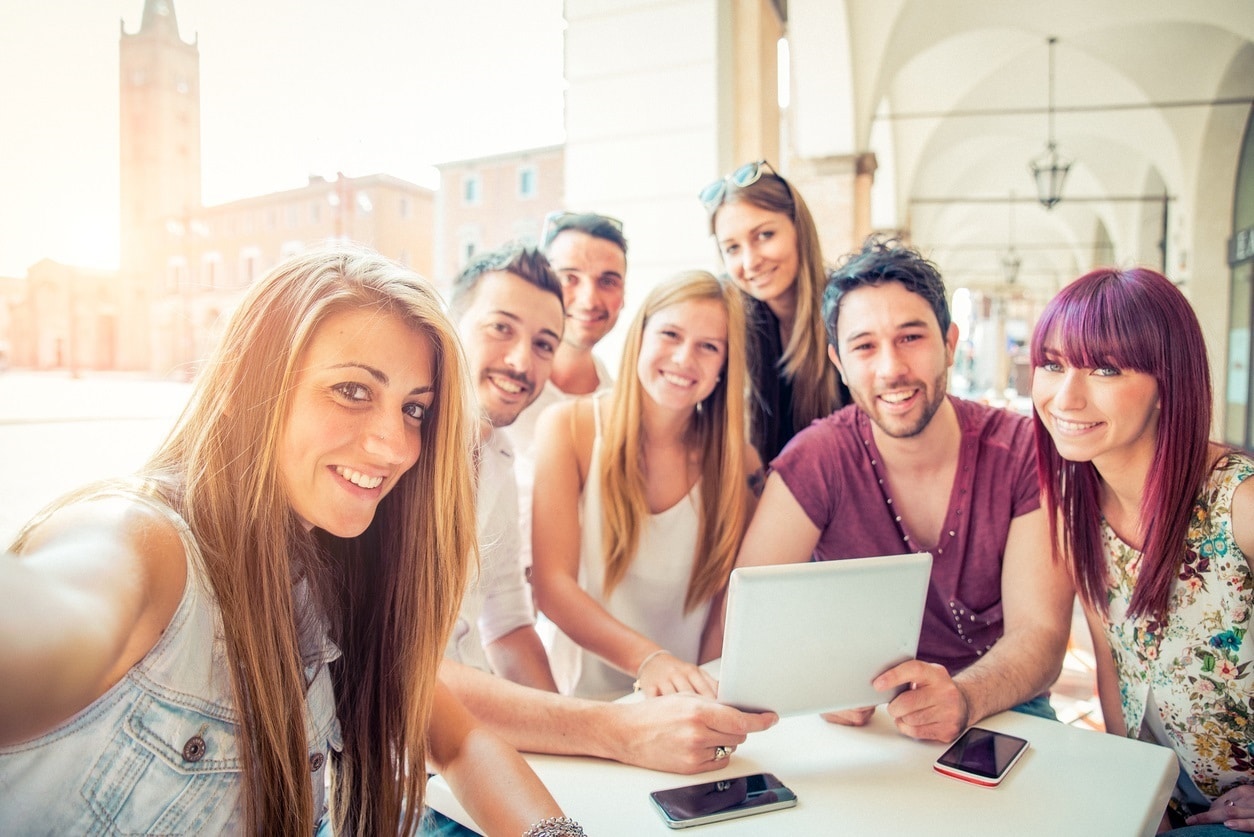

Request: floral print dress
left=1100, top=452, right=1253, bottom=803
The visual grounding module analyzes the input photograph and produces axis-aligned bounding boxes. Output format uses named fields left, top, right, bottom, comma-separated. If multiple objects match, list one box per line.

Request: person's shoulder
left=18, top=490, right=189, bottom=608
left=1213, top=447, right=1254, bottom=476
left=801, top=403, right=862, bottom=440
left=953, top=397, right=1033, bottom=444
left=534, top=395, right=577, bottom=429
left=533, top=396, right=598, bottom=453
left=21, top=490, right=184, bottom=554
left=775, top=404, right=861, bottom=465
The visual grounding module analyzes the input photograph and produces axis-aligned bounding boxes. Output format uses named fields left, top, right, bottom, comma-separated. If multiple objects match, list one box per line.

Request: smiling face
left=546, top=229, right=627, bottom=351
left=456, top=270, right=565, bottom=427
left=636, top=298, right=729, bottom=414
left=830, top=281, right=957, bottom=440
left=712, top=200, right=800, bottom=315
left=278, top=306, right=435, bottom=537
left=1032, top=348, right=1161, bottom=472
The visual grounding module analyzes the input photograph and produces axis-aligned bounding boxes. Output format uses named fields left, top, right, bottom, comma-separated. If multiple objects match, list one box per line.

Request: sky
left=0, top=0, right=566, bottom=276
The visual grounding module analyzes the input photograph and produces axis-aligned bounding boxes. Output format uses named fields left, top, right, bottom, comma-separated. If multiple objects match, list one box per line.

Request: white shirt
left=444, top=426, right=535, bottom=672
left=502, top=355, right=614, bottom=575
left=547, top=399, right=710, bottom=701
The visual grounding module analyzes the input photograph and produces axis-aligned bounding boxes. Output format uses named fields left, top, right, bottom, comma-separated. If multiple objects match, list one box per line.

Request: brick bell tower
left=118, top=0, right=201, bottom=370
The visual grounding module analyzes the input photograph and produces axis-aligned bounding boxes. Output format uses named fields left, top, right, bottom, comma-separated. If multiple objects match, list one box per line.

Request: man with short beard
left=503, top=212, right=628, bottom=583
left=716, top=238, right=1073, bottom=747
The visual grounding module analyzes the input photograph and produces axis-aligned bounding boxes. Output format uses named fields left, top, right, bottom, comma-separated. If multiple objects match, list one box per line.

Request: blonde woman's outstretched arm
left=1, top=496, right=186, bottom=745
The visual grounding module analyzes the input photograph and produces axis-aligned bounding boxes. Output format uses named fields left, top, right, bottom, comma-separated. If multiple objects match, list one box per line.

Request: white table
left=428, top=704, right=1177, bottom=836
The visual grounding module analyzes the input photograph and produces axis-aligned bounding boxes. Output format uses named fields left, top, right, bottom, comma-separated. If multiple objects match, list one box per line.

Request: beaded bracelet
left=522, top=815, right=587, bottom=836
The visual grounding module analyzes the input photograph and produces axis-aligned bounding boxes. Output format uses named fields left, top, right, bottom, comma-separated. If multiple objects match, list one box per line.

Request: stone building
left=5, top=0, right=435, bottom=378
left=434, top=144, right=565, bottom=290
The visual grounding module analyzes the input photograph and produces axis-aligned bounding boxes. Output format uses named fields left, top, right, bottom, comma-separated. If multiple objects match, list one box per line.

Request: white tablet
left=717, top=553, right=933, bottom=717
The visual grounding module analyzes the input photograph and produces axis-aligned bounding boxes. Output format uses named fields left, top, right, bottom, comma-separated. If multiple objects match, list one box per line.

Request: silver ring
left=713, top=746, right=729, bottom=761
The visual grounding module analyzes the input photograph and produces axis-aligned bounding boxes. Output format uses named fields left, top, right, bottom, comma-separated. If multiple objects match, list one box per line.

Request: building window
left=458, top=225, right=482, bottom=266
left=463, top=174, right=481, bottom=206
left=287, top=204, right=299, bottom=228
left=202, top=252, right=224, bottom=290
left=518, top=166, right=537, bottom=199
left=239, top=248, right=261, bottom=288
left=399, top=196, right=410, bottom=219
left=166, top=256, right=188, bottom=294
left=310, top=202, right=321, bottom=224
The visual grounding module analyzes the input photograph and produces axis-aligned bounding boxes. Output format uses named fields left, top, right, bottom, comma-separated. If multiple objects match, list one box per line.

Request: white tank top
left=548, top=401, right=710, bottom=700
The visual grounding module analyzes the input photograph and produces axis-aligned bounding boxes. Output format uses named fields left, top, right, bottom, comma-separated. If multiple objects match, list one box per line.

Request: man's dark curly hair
left=822, top=236, right=951, bottom=353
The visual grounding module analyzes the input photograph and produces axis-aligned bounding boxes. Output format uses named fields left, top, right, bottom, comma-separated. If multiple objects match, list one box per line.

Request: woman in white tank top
left=531, top=271, right=764, bottom=701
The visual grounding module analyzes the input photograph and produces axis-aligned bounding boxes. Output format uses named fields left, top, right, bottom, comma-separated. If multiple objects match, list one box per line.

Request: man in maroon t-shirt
left=721, top=238, right=1073, bottom=744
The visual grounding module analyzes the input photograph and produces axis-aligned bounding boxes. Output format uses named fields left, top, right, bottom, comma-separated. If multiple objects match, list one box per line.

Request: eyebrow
left=329, top=362, right=434, bottom=396
left=842, top=318, right=932, bottom=344
left=653, top=322, right=728, bottom=345
left=489, top=309, right=562, bottom=344
left=553, top=264, right=623, bottom=283
left=718, top=221, right=775, bottom=248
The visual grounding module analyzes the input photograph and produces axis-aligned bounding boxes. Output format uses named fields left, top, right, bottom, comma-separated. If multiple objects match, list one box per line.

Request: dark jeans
left=1010, top=692, right=1058, bottom=722
left=417, top=808, right=480, bottom=837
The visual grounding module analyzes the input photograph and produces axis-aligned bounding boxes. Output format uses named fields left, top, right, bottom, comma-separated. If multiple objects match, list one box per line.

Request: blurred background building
left=434, top=145, right=565, bottom=294
left=1, top=0, right=1251, bottom=448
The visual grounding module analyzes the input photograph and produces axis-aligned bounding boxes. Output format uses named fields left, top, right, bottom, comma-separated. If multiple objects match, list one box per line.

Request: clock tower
left=118, top=0, right=201, bottom=369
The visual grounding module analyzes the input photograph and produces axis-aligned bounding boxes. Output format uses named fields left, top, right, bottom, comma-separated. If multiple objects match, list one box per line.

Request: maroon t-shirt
left=771, top=397, right=1040, bottom=675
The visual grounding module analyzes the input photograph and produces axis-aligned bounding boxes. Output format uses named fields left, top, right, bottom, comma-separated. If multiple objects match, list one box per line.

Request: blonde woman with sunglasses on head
left=531, top=271, right=764, bottom=708
left=701, top=160, right=845, bottom=463
left=0, top=248, right=582, bottom=837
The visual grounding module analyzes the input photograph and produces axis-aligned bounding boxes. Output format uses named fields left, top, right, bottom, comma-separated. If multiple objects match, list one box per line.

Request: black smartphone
left=933, top=727, right=1030, bottom=787
left=649, top=772, right=798, bottom=829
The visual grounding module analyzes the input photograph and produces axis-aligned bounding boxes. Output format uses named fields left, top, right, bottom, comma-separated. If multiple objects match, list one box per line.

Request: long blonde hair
left=141, top=248, right=474, bottom=834
left=600, top=270, right=751, bottom=611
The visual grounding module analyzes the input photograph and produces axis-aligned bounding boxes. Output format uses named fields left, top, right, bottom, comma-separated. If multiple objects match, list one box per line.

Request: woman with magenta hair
left=1031, top=267, right=1253, bottom=834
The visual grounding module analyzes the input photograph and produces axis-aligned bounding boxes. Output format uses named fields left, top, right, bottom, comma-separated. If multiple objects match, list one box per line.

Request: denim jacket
left=0, top=484, right=342, bottom=834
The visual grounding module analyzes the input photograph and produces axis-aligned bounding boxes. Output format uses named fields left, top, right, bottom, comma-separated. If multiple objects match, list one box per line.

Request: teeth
left=880, top=390, right=915, bottom=404
left=490, top=375, right=524, bottom=394
left=1054, top=417, right=1099, bottom=433
left=336, top=466, right=383, bottom=489
left=661, top=372, right=694, bottom=387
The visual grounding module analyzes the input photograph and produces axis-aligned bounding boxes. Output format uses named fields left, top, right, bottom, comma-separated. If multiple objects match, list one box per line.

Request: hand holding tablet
left=717, top=553, right=933, bottom=717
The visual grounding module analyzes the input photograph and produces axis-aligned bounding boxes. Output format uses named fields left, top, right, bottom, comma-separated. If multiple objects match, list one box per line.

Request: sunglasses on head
left=698, top=160, right=780, bottom=213
left=539, top=210, right=625, bottom=248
